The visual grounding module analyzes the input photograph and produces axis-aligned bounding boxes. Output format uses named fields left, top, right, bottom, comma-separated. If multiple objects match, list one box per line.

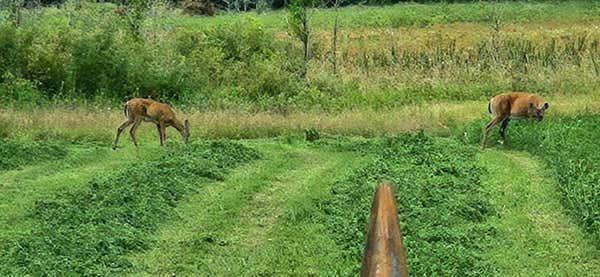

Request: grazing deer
left=481, top=92, right=549, bottom=149
left=361, top=182, right=409, bottom=277
left=112, top=98, right=190, bottom=150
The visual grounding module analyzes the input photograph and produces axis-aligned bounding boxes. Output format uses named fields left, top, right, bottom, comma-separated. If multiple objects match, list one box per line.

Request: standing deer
left=112, top=98, right=190, bottom=150
left=481, top=92, right=549, bottom=149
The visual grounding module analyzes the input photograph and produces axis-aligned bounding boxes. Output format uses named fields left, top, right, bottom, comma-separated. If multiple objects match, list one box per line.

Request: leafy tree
left=287, top=0, right=316, bottom=78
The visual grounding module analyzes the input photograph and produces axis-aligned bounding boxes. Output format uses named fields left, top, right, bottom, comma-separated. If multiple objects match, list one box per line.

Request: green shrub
left=0, top=140, right=260, bottom=275
left=0, top=72, right=46, bottom=107
left=2, top=2, right=600, bottom=110
left=0, top=24, right=18, bottom=81
left=181, top=0, right=217, bottom=16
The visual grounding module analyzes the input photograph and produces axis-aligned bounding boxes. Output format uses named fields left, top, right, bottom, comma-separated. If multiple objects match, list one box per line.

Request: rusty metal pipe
left=360, top=182, right=409, bottom=277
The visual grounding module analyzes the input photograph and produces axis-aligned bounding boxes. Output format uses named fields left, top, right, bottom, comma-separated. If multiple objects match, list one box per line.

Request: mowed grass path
left=129, top=141, right=368, bottom=275
left=2, top=136, right=599, bottom=274
left=479, top=150, right=600, bottom=275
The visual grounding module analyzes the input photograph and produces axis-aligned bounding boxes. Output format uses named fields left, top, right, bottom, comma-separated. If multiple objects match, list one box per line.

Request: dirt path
left=478, top=150, right=600, bottom=275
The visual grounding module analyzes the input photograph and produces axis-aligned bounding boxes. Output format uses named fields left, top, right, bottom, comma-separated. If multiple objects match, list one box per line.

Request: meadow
left=1, top=1, right=600, bottom=275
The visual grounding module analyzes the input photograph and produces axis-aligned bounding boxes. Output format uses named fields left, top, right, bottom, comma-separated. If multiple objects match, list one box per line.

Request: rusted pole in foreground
left=360, top=182, right=409, bottom=277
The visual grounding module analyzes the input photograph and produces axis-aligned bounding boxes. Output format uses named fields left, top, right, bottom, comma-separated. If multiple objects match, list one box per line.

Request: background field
left=1, top=1, right=600, bottom=111
left=1, top=1, right=600, bottom=275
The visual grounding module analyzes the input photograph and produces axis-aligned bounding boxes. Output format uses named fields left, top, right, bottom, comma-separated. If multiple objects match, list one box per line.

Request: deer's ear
left=543, top=102, right=549, bottom=110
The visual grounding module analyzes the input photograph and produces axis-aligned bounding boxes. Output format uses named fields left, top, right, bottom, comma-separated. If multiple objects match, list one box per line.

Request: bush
left=181, top=0, right=217, bottom=16
left=0, top=72, right=46, bottom=107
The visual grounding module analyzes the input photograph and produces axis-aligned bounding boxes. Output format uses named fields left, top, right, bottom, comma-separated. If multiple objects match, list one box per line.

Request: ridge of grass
left=128, top=141, right=369, bottom=275
left=0, top=138, right=68, bottom=171
left=313, top=133, right=495, bottom=275
left=0, top=140, right=260, bottom=276
left=0, top=144, right=159, bottom=243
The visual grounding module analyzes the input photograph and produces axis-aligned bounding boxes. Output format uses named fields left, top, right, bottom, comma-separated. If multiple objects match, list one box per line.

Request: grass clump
left=462, top=114, right=600, bottom=248
left=0, top=138, right=68, bottom=171
left=315, top=132, right=494, bottom=275
left=0, top=140, right=260, bottom=276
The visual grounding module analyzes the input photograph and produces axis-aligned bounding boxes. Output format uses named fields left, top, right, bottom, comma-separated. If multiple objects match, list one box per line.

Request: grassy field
left=2, top=1, right=600, bottom=110
left=1, top=93, right=599, bottom=142
left=1, top=1, right=600, bottom=275
left=1, top=120, right=600, bottom=275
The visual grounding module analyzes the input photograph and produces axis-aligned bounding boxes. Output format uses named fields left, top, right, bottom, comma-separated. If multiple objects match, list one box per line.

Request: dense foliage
left=462, top=114, right=600, bottom=248
left=1, top=2, right=600, bottom=110
left=314, top=133, right=494, bottom=275
left=0, top=140, right=260, bottom=275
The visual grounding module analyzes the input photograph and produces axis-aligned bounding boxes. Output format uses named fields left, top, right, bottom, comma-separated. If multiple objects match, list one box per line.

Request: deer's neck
left=171, top=119, right=185, bottom=133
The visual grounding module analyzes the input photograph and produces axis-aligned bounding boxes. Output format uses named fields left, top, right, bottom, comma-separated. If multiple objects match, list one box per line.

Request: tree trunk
left=331, top=0, right=340, bottom=75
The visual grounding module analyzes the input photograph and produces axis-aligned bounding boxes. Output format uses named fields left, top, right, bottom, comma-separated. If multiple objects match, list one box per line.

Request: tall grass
left=1, top=2, right=599, bottom=111
left=1, top=94, right=599, bottom=141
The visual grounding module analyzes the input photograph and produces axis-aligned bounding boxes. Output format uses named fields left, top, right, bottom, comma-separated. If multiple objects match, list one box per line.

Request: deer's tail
left=488, top=100, right=492, bottom=114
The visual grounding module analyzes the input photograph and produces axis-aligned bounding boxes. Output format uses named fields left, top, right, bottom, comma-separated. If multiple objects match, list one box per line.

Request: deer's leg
left=113, top=120, right=133, bottom=150
left=499, top=117, right=510, bottom=140
left=481, top=116, right=504, bottom=149
left=129, top=119, right=142, bottom=147
left=159, top=122, right=166, bottom=147
left=155, top=124, right=163, bottom=146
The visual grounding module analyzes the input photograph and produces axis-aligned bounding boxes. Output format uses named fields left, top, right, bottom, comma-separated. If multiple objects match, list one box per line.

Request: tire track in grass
left=239, top=150, right=368, bottom=276
left=128, top=142, right=306, bottom=275
left=129, top=142, right=366, bottom=276
left=479, top=150, right=600, bottom=275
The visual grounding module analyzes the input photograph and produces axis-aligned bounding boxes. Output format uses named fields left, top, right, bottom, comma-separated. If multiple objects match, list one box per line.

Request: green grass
left=315, top=133, right=495, bottom=275
left=478, top=150, right=600, bottom=275
left=170, top=1, right=600, bottom=30
left=0, top=140, right=259, bottom=275
left=128, top=141, right=370, bottom=275
left=0, top=144, right=159, bottom=243
left=2, top=1, right=600, bottom=111
left=0, top=138, right=68, bottom=171
left=2, top=114, right=600, bottom=275
left=462, top=115, right=600, bottom=248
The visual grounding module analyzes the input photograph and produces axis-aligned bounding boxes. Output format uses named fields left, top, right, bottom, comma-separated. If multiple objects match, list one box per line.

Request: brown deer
left=361, top=182, right=409, bottom=277
left=481, top=92, right=549, bottom=149
left=112, top=98, right=190, bottom=150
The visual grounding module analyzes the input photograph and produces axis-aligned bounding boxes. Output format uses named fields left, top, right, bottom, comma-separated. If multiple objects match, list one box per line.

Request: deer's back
left=127, top=98, right=175, bottom=122
left=490, top=92, right=545, bottom=118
